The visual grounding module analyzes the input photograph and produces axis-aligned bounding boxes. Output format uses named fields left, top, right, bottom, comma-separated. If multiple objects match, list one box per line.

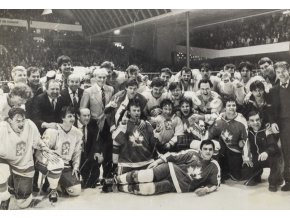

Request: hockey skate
left=102, top=176, right=118, bottom=193
left=0, top=198, right=10, bottom=210
left=48, top=189, right=58, bottom=205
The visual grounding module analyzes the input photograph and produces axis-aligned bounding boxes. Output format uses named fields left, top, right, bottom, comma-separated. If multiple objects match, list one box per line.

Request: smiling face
left=225, top=101, right=237, bottom=116
left=200, top=144, right=214, bottom=161
left=170, top=87, right=182, bottom=99
left=28, top=71, right=40, bottom=86
left=275, top=67, right=290, bottom=83
left=9, top=114, right=25, bottom=134
left=78, top=108, right=91, bottom=126
left=151, top=86, right=164, bottom=98
left=126, top=85, right=138, bottom=99
left=199, top=82, right=211, bottom=97
left=46, top=81, right=60, bottom=99
left=68, top=76, right=80, bottom=92
left=180, top=102, right=191, bottom=116
left=181, top=71, right=191, bottom=83
left=160, top=72, right=171, bottom=83
left=162, top=104, right=173, bottom=117
left=60, top=62, right=72, bottom=77
left=248, top=113, right=262, bottom=132
left=62, top=112, right=75, bottom=127
left=13, top=70, right=27, bottom=83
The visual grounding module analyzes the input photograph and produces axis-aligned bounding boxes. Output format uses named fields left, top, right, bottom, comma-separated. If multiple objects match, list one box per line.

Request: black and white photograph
left=1, top=1, right=290, bottom=211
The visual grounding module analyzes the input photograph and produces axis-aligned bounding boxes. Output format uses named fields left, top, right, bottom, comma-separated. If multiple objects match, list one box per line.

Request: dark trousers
left=80, top=155, right=100, bottom=188
left=99, top=121, right=113, bottom=178
left=218, top=145, right=243, bottom=181
left=279, top=118, right=290, bottom=182
left=243, top=153, right=283, bottom=185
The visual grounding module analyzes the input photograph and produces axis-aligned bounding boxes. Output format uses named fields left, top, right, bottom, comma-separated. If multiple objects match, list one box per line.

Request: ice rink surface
left=6, top=169, right=289, bottom=210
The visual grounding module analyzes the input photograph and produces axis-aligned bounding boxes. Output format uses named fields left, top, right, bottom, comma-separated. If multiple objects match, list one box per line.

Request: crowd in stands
left=186, top=12, right=290, bottom=49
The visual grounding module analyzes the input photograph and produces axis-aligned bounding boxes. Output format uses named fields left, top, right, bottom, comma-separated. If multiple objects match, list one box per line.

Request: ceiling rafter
left=97, top=10, right=114, bottom=30
left=74, top=10, right=99, bottom=35
left=93, top=10, right=110, bottom=31
left=112, top=9, right=124, bottom=26
left=132, top=9, right=140, bottom=22
left=139, top=10, right=147, bottom=20
left=105, top=10, right=118, bottom=28
left=154, top=9, right=160, bottom=16
left=147, top=9, right=153, bottom=17
left=117, top=9, right=129, bottom=25
left=125, top=9, right=134, bottom=23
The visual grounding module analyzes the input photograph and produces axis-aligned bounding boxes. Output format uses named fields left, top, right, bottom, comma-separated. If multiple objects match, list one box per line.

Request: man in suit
left=77, top=108, right=103, bottom=189
left=32, top=79, right=63, bottom=135
left=31, top=79, right=64, bottom=192
left=269, top=61, right=290, bottom=191
left=59, top=74, right=83, bottom=126
left=80, top=68, right=114, bottom=179
left=26, top=67, right=43, bottom=120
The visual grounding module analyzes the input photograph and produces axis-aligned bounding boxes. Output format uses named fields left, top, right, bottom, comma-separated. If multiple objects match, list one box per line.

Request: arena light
left=114, top=29, right=121, bottom=35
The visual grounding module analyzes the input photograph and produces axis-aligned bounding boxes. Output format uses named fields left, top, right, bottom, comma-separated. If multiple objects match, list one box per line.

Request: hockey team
left=0, top=55, right=289, bottom=209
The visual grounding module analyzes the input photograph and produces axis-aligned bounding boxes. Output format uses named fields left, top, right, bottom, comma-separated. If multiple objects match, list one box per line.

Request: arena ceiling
left=0, top=9, right=284, bottom=38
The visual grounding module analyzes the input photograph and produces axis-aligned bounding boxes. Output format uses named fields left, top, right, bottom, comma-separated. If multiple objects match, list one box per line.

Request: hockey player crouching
left=37, top=106, right=83, bottom=199
left=0, top=108, right=63, bottom=210
left=106, top=140, right=221, bottom=196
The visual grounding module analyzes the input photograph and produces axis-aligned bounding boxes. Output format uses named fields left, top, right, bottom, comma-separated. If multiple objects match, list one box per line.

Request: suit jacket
left=80, top=84, right=114, bottom=121
left=32, top=92, right=64, bottom=134
left=80, top=120, right=100, bottom=161
left=60, top=87, right=84, bottom=109
left=268, top=84, right=282, bottom=124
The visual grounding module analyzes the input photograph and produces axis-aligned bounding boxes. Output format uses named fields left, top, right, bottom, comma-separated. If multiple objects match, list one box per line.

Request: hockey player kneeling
left=0, top=108, right=61, bottom=210
left=38, top=106, right=83, bottom=199
left=110, top=140, right=220, bottom=196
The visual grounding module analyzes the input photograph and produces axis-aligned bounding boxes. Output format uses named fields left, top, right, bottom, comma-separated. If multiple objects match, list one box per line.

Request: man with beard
left=107, top=140, right=220, bottom=196
left=208, top=98, right=251, bottom=182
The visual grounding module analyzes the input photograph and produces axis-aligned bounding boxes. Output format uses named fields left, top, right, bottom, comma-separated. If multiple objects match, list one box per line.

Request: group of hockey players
left=0, top=54, right=290, bottom=210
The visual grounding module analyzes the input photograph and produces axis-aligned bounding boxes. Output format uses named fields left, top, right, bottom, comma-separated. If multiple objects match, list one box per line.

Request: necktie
left=51, top=99, right=56, bottom=110
left=82, top=125, right=86, bottom=144
left=101, top=87, right=106, bottom=107
left=72, top=92, right=78, bottom=107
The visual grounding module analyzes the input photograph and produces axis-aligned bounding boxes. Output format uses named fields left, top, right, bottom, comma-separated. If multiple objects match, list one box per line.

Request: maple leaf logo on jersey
left=221, top=130, right=233, bottom=144
left=16, top=141, right=26, bottom=156
left=61, top=141, right=70, bottom=155
left=187, top=166, right=202, bottom=180
left=129, top=130, right=144, bottom=147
